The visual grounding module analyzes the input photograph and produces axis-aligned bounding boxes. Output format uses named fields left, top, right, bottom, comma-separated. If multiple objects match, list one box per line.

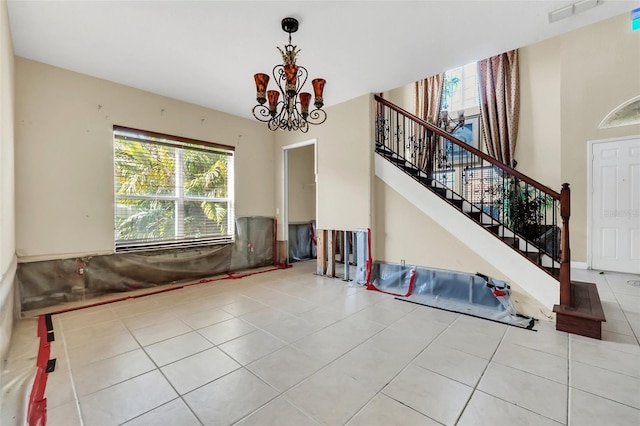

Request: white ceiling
left=7, top=1, right=639, bottom=120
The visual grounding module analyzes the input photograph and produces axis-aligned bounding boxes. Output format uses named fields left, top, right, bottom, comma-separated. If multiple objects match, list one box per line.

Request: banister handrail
left=375, top=94, right=561, bottom=199
left=375, top=94, right=572, bottom=297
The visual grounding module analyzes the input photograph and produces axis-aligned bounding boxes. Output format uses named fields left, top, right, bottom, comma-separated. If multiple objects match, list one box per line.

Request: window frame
left=113, top=125, right=235, bottom=253
left=443, top=62, right=479, bottom=113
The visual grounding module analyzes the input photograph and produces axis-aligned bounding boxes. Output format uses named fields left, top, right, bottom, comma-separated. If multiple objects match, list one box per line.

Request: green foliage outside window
left=114, top=133, right=232, bottom=249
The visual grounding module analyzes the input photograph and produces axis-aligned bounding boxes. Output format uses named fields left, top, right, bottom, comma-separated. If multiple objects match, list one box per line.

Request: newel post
left=559, top=183, right=571, bottom=306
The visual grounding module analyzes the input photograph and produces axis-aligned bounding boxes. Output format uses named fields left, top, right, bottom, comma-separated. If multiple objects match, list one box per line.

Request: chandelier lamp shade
left=252, top=17, right=327, bottom=132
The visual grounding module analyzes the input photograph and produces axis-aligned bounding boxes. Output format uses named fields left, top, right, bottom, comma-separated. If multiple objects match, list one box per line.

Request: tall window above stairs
left=442, top=62, right=479, bottom=114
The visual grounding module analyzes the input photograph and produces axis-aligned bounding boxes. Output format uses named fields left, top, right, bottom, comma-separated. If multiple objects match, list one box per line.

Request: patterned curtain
left=477, top=50, right=520, bottom=167
left=415, top=74, right=444, bottom=170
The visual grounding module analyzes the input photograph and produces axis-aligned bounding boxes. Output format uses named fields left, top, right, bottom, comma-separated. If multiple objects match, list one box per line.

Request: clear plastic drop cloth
left=369, top=261, right=535, bottom=328
left=354, top=229, right=370, bottom=285
left=17, top=217, right=276, bottom=311
left=231, top=216, right=275, bottom=270
left=86, top=244, right=234, bottom=293
left=288, top=222, right=314, bottom=261
left=1, top=318, right=39, bottom=426
left=310, top=221, right=317, bottom=258
left=369, top=262, right=416, bottom=296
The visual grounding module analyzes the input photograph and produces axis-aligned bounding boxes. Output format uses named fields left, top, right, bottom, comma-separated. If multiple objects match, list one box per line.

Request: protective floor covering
left=1, top=262, right=640, bottom=425
left=369, top=262, right=535, bottom=329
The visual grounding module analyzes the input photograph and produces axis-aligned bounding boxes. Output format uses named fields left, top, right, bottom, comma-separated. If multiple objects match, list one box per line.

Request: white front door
left=590, top=137, right=640, bottom=274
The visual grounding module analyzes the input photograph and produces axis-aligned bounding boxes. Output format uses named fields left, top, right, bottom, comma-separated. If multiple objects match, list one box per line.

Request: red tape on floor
left=49, top=264, right=289, bottom=316
left=27, top=315, right=52, bottom=426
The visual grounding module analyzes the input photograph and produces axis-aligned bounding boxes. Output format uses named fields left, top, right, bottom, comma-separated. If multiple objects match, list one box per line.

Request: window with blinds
left=113, top=126, right=234, bottom=252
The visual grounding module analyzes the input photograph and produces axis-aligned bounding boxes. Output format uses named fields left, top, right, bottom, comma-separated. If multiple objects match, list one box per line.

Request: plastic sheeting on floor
left=0, top=317, right=39, bottom=426
left=354, top=228, right=370, bottom=285
left=369, top=261, right=535, bottom=329
left=17, top=217, right=276, bottom=311
left=288, top=221, right=316, bottom=262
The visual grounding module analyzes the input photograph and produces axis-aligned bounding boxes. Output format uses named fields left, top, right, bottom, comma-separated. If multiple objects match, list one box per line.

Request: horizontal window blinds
left=113, top=127, right=234, bottom=252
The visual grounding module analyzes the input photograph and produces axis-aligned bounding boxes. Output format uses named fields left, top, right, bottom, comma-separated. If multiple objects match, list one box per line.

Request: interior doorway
left=282, top=139, right=318, bottom=265
left=588, top=136, right=640, bottom=274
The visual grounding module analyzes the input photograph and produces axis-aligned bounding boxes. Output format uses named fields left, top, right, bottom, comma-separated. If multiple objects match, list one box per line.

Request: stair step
left=468, top=211, right=482, bottom=222
left=418, top=176, right=433, bottom=186
left=525, top=251, right=542, bottom=263
left=553, top=281, right=606, bottom=340
left=382, top=154, right=403, bottom=163
left=501, top=236, right=520, bottom=248
left=544, top=266, right=560, bottom=278
left=433, top=187, right=447, bottom=197
left=376, top=146, right=401, bottom=158
left=448, top=198, right=463, bottom=209
left=401, top=165, right=421, bottom=175
left=483, top=224, right=500, bottom=235
left=376, top=145, right=393, bottom=155
left=383, top=150, right=556, bottom=281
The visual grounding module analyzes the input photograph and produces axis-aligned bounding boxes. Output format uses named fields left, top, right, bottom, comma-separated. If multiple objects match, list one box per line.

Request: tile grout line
left=230, top=293, right=400, bottom=425
left=451, top=323, right=509, bottom=425
left=273, top=303, right=419, bottom=425
left=455, top=324, right=569, bottom=425
left=127, top=277, right=335, bottom=424
left=117, top=307, right=207, bottom=426
left=603, top=273, right=640, bottom=345
left=229, top=367, right=321, bottom=426
left=56, top=317, right=85, bottom=426
left=566, top=331, right=572, bottom=426
left=228, top=287, right=424, bottom=425
left=344, top=313, right=458, bottom=425
left=226, top=281, right=412, bottom=424
left=21, top=264, right=639, bottom=425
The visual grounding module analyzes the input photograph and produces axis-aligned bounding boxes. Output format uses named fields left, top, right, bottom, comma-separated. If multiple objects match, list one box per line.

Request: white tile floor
left=2, top=261, right=640, bottom=425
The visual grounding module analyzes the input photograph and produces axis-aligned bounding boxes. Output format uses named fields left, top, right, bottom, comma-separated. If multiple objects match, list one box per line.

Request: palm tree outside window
left=113, top=126, right=234, bottom=252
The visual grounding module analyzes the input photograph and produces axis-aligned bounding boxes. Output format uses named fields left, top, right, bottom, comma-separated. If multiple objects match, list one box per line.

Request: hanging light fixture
left=252, top=17, right=327, bottom=132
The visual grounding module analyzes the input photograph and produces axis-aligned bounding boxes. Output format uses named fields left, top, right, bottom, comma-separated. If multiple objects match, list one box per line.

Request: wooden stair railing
left=374, top=95, right=605, bottom=339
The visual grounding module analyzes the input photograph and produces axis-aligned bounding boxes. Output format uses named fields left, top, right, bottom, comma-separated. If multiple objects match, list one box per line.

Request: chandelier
left=252, top=17, right=327, bottom=132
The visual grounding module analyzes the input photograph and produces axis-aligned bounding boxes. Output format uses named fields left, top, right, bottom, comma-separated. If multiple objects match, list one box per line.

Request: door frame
left=282, top=138, right=318, bottom=265
left=587, top=135, right=639, bottom=270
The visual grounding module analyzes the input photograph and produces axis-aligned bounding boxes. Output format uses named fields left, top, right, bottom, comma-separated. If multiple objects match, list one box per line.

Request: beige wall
left=515, top=13, right=640, bottom=262
left=274, top=94, right=373, bottom=238
left=507, top=13, right=640, bottom=262
left=373, top=177, right=544, bottom=318
left=287, top=144, right=316, bottom=223
left=560, top=14, right=640, bottom=262
left=384, top=13, right=640, bottom=264
left=1, top=0, right=17, bottom=362
left=373, top=177, right=513, bottom=277
left=15, top=59, right=276, bottom=261
left=383, top=84, right=415, bottom=113
left=516, top=38, right=562, bottom=189
left=519, top=13, right=640, bottom=262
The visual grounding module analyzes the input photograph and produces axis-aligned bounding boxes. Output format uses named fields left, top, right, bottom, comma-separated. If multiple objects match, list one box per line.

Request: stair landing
left=553, top=281, right=606, bottom=340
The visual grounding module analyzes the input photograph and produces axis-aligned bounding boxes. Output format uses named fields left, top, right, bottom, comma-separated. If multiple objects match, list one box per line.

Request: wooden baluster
left=559, top=183, right=571, bottom=306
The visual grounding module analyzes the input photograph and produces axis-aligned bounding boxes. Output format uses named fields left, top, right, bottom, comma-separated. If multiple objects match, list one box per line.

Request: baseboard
left=571, top=261, right=588, bottom=269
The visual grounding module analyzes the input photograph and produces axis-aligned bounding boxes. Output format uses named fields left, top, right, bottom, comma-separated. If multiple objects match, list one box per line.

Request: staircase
left=377, top=144, right=560, bottom=277
left=374, top=95, right=605, bottom=339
